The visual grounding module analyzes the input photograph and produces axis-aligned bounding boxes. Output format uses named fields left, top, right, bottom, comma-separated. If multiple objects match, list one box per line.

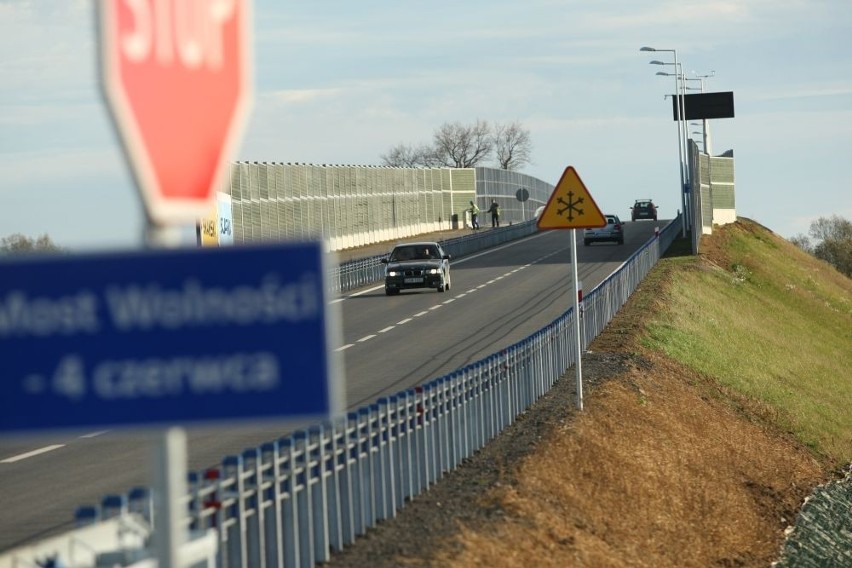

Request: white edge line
left=413, top=311, right=429, bottom=317
left=397, top=318, right=413, bottom=325
left=1, top=444, right=65, bottom=464
left=335, top=344, right=354, bottom=352
left=357, top=335, right=376, bottom=342
left=378, top=326, right=395, bottom=333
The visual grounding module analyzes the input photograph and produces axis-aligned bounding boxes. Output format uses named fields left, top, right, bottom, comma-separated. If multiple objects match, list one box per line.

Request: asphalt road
left=0, top=221, right=662, bottom=552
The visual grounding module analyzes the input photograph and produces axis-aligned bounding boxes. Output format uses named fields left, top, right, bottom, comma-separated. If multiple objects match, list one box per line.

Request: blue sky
left=1, top=0, right=850, bottom=250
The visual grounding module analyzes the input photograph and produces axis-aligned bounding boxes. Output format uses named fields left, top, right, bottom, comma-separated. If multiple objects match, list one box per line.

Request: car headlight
left=388, top=270, right=399, bottom=276
left=428, top=268, right=440, bottom=275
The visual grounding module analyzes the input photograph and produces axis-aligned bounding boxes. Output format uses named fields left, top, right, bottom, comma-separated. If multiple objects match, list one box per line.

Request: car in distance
left=583, top=214, right=624, bottom=246
left=630, top=199, right=658, bottom=221
left=381, top=242, right=451, bottom=295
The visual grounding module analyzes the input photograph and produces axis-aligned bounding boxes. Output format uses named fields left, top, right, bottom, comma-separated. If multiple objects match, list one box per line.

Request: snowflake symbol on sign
left=556, top=191, right=585, bottom=221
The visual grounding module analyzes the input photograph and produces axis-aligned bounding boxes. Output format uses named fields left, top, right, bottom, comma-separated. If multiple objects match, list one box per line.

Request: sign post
left=537, top=167, right=606, bottom=411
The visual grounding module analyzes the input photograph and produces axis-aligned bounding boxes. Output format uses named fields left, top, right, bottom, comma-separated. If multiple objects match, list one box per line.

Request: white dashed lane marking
left=79, top=431, right=107, bottom=439
left=339, top=243, right=565, bottom=352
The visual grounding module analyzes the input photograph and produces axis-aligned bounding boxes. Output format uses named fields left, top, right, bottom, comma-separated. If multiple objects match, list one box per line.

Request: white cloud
left=264, top=88, right=344, bottom=105
left=0, top=146, right=125, bottom=189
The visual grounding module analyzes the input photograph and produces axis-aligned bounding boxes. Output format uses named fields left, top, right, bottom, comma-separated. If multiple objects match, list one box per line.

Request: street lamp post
left=688, top=71, right=715, bottom=231
left=651, top=62, right=689, bottom=194
left=690, top=72, right=715, bottom=155
left=659, top=72, right=711, bottom=156
left=642, top=46, right=688, bottom=236
left=654, top=67, right=690, bottom=189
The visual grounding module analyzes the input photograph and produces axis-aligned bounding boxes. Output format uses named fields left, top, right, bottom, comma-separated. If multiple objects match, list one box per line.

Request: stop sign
left=99, top=0, right=252, bottom=225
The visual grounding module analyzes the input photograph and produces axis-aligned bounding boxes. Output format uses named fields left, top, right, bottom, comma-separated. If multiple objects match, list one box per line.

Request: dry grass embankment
left=328, top=219, right=850, bottom=567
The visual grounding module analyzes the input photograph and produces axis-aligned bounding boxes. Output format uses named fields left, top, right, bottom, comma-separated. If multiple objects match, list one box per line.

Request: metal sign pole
left=147, top=223, right=188, bottom=568
left=154, top=427, right=187, bottom=567
left=571, top=228, right=583, bottom=410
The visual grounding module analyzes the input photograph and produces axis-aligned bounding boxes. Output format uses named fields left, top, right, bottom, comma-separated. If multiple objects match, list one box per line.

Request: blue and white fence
left=21, top=217, right=680, bottom=568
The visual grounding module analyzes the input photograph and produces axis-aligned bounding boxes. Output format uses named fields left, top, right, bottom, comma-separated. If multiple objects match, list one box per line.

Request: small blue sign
left=0, top=242, right=342, bottom=433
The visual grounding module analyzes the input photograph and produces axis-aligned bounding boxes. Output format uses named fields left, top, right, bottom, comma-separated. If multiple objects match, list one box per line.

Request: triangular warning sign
left=537, top=166, right=606, bottom=230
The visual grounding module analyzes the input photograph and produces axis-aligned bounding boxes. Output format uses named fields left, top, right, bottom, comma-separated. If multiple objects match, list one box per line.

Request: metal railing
left=29, top=216, right=681, bottom=568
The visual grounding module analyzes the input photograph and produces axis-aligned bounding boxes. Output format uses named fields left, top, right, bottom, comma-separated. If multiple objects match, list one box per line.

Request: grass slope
left=645, top=219, right=852, bottom=461
left=328, top=219, right=850, bottom=567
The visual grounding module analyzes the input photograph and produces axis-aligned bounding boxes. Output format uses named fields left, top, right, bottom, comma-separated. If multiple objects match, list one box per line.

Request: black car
left=631, top=199, right=658, bottom=221
left=381, top=242, right=451, bottom=295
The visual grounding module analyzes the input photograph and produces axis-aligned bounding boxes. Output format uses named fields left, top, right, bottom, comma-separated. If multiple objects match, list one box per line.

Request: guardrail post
left=325, top=418, right=345, bottom=553
left=278, top=436, right=299, bottom=568
left=435, top=377, right=453, bottom=480
left=308, top=425, right=330, bottom=564
left=425, top=381, right=441, bottom=484
left=242, top=447, right=265, bottom=568
left=260, top=441, right=284, bottom=568
left=356, top=406, right=375, bottom=530
left=339, top=412, right=358, bottom=544
left=474, top=364, right=484, bottom=451
left=292, top=430, right=314, bottom=568
left=483, top=358, right=495, bottom=446
left=451, top=372, right=464, bottom=466
left=367, top=403, right=384, bottom=525
left=127, top=486, right=152, bottom=527
left=377, top=397, right=397, bottom=520
left=101, top=494, right=126, bottom=520
left=75, top=505, right=98, bottom=527
left=413, top=386, right=432, bottom=493
left=222, top=455, right=247, bottom=568
left=390, top=394, right=410, bottom=509
left=404, top=390, right=419, bottom=500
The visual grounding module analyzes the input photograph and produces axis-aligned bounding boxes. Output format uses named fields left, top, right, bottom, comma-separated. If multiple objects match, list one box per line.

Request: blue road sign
left=0, top=242, right=342, bottom=433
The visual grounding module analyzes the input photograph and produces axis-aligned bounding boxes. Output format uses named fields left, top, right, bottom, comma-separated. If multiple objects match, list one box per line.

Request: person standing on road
left=469, top=200, right=480, bottom=230
left=488, top=199, right=501, bottom=227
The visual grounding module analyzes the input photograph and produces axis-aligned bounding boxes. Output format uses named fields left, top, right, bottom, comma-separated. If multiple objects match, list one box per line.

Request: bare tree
left=432, top=119, right=493, bottom=168
left=0, top=233, right=64, bottom=254
left=789, top=233, right=812, bottom=253
left=380, top=143, right=439, bottom=168
left=381, top=119, right=532, bottom=170
left=493, top=121, right=532, bottom=170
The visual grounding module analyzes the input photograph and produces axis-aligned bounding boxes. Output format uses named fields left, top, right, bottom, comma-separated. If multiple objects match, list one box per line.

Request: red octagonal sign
left=99, top=0, right=252, bottom=225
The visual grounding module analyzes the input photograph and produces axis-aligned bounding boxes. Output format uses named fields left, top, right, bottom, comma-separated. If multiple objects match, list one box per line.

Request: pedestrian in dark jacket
left=488, top=199, right=500, bottom=227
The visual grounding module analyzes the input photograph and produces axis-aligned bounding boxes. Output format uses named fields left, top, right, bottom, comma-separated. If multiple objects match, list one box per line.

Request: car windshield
left=635, top=201, right=652, bottom=208
left=390, top=245, right=438, bottom=261
left=606, top=216, right=618, bottom=224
